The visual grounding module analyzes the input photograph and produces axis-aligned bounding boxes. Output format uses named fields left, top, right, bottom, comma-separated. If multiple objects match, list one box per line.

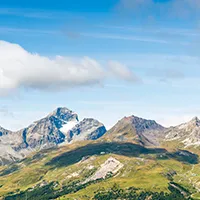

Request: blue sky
left=1, top=0, right=200, bottom=130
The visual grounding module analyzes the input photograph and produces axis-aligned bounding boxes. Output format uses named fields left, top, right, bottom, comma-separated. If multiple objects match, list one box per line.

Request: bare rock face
left=0, top=126, right=11, bottom=136
left=165, top=117, right=200, bottom=147
left=0, top=126, right=24, bottom=165
left=19, top=110, right=106, bottom=149
left=2, top=111, right=200, bottom=165
left=0, top=107, right=107, bottom=164
left=83, top=157, right=124, bottom=183
left=65, top=118, right=107, bottom=143
left=105, top=115, right=165, bottom=146
left=19, top=107, right=79, bottom=150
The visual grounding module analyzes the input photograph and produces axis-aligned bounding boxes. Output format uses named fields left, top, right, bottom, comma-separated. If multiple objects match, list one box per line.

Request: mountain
left=1, top=114, right=200, bottom=199
left=17, top=107, right=79, bottom=150
left=65, top=118, right=107, bottom=143
left=164, top=117, right=200, bottom=147
left=0, top=126, right=11, bottom=136
left=0, top=140, right=198, bottom=199
left=0, top=127, right=24, bottom=165
left=0, top=107, right=107, bottom=164
left=104, top=115, right=165, bottom=146
left=2, top=112, right=200, bottom=166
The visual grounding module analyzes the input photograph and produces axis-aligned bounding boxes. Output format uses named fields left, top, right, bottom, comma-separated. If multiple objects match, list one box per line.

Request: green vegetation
left=4, top=180, right=192, bottom=200
left=93, top=183, right=192, bottom=200
left=46, top=142, right=198, bottom=168
left=0, top=141, right=199, bottom=199
left=0, top=165, right=19, bottom=176
left=4, top=179, right=105, bottom=200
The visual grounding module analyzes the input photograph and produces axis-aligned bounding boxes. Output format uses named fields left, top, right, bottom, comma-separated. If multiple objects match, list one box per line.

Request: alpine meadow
left=1, top=0, right=200, bottom=200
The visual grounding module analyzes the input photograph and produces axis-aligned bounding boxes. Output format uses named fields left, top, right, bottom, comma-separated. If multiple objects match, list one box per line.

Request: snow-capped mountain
left=104, top=115, right=165, bottom=146
left=0, top=107, right=107, bottom=164
left=19, top=107, right=106, bottom=149
left=17, top=107, right=78, bottom=150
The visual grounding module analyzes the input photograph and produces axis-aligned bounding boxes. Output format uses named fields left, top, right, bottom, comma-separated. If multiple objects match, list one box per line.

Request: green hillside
left=0, top=141, right=199, bottom=200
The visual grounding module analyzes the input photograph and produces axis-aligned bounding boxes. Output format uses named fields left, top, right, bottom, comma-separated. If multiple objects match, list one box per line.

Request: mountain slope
left=0, top=127, right=24, bottom=165
left=103, top=115, right=165, bottom=146
left=0, top=126, right=11, bottom=136
left=65, top=118, right=106, bottom=143
left=164, top=117, right=200, bottom=148
left=0, top=107, right=107, bottom=165
left=1, top=114, right=200, bottom=199
left=0, top=140, right=198, bottom=200
left=17, top=107, right=78, bottom=150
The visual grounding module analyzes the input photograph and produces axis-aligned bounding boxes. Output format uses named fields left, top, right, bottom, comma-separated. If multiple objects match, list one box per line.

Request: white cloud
left=0, top=41, right=104, bottom=93
left=108, top=61, right=141, bottom=82
left=0, top=40, right=140, bottom=95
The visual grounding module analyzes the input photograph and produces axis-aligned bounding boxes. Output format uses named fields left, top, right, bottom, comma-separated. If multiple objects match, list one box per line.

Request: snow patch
left=60, top=120, right=78, bottom=134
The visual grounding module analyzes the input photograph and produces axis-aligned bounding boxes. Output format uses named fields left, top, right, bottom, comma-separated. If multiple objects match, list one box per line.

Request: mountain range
left=1, top=107, right=200, bottom=165
left=0, top=107, right=106, bottom=165
left=1, top=107, right=200, bottom=199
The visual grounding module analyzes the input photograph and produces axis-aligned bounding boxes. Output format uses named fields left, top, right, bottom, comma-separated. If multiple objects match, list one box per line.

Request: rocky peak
left=0, top=126, right=11, bottom=136
left=79, top=118, right=104, bottom=127
left=13, top=107, right=80, bottom=150
left=177, top=117, right=200, bottom=131
left=47, top=107, right=78, bottom=122
left=0, top=107, right=107, bottom=164
left=122, top=115, right=164, bottom=133
left=105, top=115, right=165, bottom=146
left=165, top=116, right=200, bottom=147
left=189, top=117, right=200, bottom=127
left=65, top=118, right=107, bottom=143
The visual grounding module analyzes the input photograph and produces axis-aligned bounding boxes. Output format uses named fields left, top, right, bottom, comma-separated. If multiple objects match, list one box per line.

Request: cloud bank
left=0, top=41, right=138, bottom=95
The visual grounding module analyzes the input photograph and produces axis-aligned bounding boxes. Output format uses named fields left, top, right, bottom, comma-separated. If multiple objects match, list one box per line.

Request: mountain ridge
left=1, top=112, right=200, bottom=199
left=1, top=110, right=200, bottom=165
left=103, top=115, right=165, bottom=146
left=0, top=107, right=107, bottom=165
left=164, top=116, right=200, bottom=148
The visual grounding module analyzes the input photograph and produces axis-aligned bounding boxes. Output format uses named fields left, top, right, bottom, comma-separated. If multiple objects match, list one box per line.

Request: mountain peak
left=50, top=107, right=73, bottom=116
left=123, top=115, right=142, bottom=119
left=165, top=116, right=200, bottom=147
left=186, top=116, right=200, bottom=128
left=191, top=116, right=200, bottom=123
left=0, top=126, right=11, bottom=136
left=121, top=115, right=163, bottom=131
left=48, top=107, right=79, bottom=122
left=179, top=116, right=200, bottom=129
left=65, top=118, right=107, bottom=143
left=105, top=115, right=165, bottom=146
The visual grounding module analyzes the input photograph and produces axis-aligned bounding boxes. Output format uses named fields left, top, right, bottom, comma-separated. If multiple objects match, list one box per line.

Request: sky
left=1, top=0, right=200, bottom=131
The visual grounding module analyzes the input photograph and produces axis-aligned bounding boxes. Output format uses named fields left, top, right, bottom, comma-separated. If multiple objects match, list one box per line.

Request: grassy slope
left=0, top=141, right=200, bottom=199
